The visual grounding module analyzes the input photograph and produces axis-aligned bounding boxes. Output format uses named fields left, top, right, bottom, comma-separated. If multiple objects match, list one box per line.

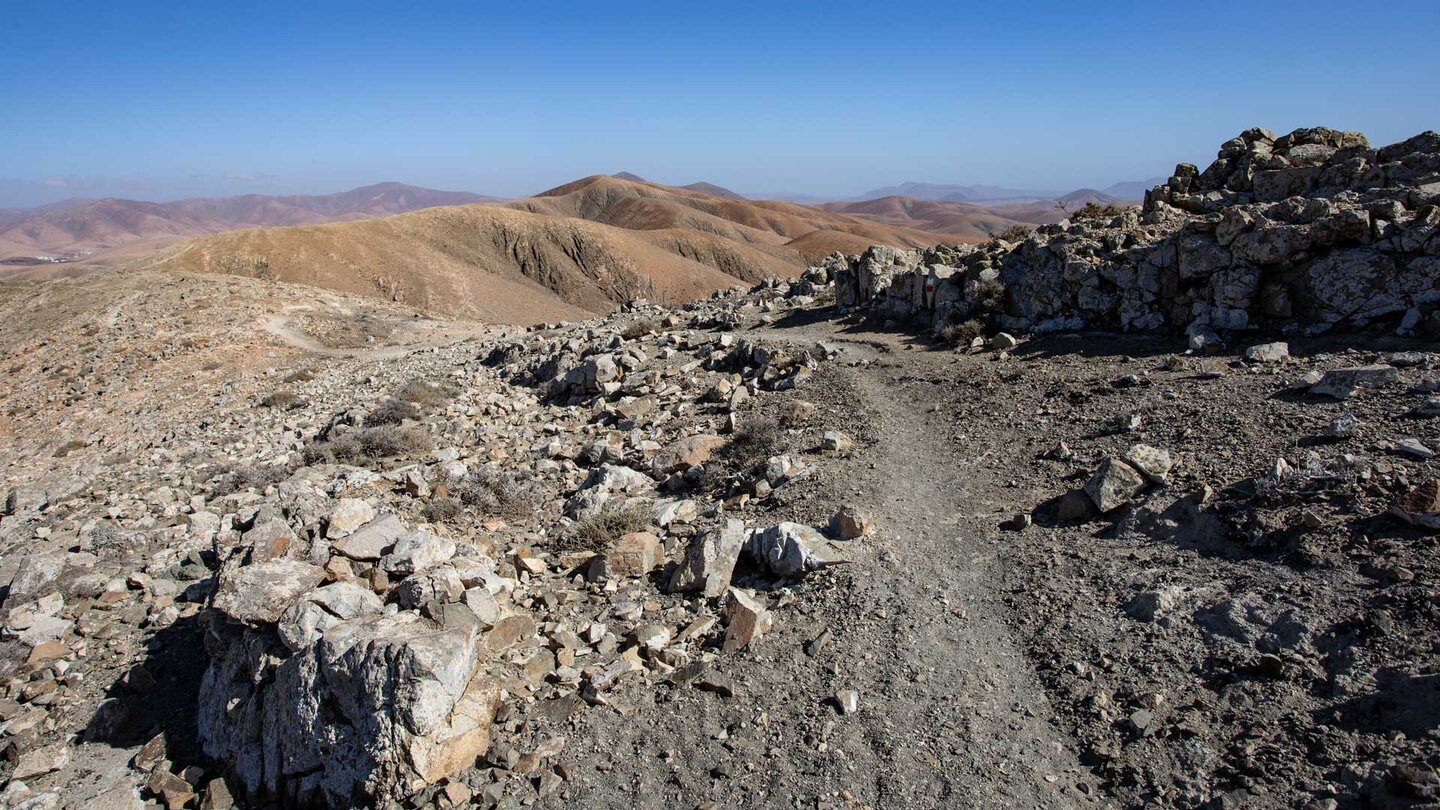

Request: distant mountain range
left=857, top=182, right=1062, bottom=204
left=0, top=182, right=497, bottom=262
left=1101, top=177, right=1167, bottom=199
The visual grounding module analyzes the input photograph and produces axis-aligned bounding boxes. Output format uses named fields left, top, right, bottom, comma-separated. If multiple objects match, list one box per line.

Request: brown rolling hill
left=141, top=176, right=983, bottom=323
left=139, top=203, right=801, bottom=323
left=0, top=182, right=497, bottom=263
left=515, top=174, right=963, bottom=251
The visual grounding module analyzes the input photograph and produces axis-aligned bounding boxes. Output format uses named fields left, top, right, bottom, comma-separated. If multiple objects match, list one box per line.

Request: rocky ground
left=1, top=125, right=1439, bottom=810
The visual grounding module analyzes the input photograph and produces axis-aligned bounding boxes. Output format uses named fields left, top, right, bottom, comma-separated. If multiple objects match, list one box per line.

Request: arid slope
left=140, top=203, right=802, bottom=322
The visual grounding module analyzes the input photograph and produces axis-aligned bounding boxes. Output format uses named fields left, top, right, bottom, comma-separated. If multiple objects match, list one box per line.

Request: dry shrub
left=938, top=319, right=986, bottom=347
left=303, top=424, right=433, bottom=466
left=260, top=390, right=305, bottom=410
left=778, top=400, right=817, bottom=428
left=995, top=225, right=1032, bottom=242
left=423, top=495, right=462, bottom=524
left=1072, top=202, right=1125, bottom=221
left=395, top=378, right=456, bottom=408
left=620, top=318, right=660, bottom=340
left=564, top=504, right=651, bottom=551
left=972, top=279, right=1006, bottom=311
left=365, top=398, right=420, bottom=427
left=455, top=469, right=537, bottom=521
left=210, top=461, right=297, bottom=496
left=722, top=414, right=787, bottom=472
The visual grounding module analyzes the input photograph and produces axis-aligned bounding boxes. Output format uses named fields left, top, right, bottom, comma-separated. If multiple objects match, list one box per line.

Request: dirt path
left=786, top=322, right=1093, bottom=807
left=548, top=318, right=1097, bottom=809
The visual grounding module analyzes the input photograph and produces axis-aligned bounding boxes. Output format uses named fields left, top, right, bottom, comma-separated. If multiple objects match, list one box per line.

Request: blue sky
left=2, top=0, right=1437, bottom=206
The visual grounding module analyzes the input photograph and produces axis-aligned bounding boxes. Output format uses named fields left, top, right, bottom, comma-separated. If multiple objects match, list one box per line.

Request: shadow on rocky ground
left=83, top=612, right=210, bottom=759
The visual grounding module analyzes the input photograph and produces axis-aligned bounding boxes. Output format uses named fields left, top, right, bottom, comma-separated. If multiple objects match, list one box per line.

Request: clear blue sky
left=2, top=0, right=1437, bottom=206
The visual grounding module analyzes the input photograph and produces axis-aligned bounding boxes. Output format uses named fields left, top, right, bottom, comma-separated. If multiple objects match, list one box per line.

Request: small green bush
left=972, top=278, right=1007, bottom=311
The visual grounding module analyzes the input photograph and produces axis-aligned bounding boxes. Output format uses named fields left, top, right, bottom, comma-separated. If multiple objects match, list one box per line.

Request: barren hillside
left=514, top=175, right=961, bottom=249
left=139, top=203, right=800, bottom=322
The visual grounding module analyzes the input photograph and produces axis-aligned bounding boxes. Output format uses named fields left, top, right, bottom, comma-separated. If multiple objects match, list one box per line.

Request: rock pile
left=836, top=127, right=1440, bottom=339
left=0, top=275, right=862, bottom=808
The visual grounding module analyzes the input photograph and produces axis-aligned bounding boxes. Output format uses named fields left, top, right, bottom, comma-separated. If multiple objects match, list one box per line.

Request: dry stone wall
left=836, top=127, right=1440, bottom=340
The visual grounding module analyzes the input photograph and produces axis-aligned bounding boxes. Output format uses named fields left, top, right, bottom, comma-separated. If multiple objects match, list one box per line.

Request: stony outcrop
left=199, top=510, right=511, bottom=807
left=836, top=127, right=1440, bottom=339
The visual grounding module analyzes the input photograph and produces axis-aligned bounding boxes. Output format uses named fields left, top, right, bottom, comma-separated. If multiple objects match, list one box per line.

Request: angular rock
left=652, top=434, right=724, bottom=475
left=745, top=522, right=847, bottom=577
left=667, top=519, right=746, bottom=597
left=1121, top=444, right=1175, bottom=485
left=12, top=743, right=69, bottom=780
left=602, top=531, right=661, bottom=578
left=212, top=559, right=326, bottom=624
left=821, top=431, right=854, bottom=454
left=380, top=531, right=456, bottom=575
left=327, top=498, right=377, bottom=539
left=721, top=588, right=772, bottom=652
left=829, top=506, right=874, bottom=539
left=331, top=513, right=404, bottom=561
left=1244, top=341, right=1290, bottom=363
left=278, top=581, right=386, bottom=650
left=1309, top=365, right=1398, bottom=399
left=199, top=611, right=500, bottom=806
left=1083, top=457, right=1149, bottom=512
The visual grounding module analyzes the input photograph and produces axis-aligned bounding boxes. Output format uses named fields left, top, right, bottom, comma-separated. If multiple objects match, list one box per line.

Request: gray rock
left=381, top=531, right=456, bottom=576
left=1309, top=365, right=1398, bottom=399
left=1244, top=341, right=1290, bottom=363
left=744, top=522, right=848, bottom=577
left=332, top=513, right=405, bottom=561
left=1083, top=457, right=1149, bottom=512
left=1409, top=397, right=1440, bottom=418
left=1121, top=444, right=1175, bottom=485
left=199, top=611, right=500, bottom=805
left=327, top=498, right=377, bottom=539
left=1324, top=413, right=1359, bottom=438
left=667, top=519, right=747, bottom=597
left=277, top=581, right=385, bottom=651
left=212, top=559, right=326, bottom=624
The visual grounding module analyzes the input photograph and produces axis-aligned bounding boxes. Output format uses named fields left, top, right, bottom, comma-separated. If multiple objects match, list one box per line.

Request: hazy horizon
left=3, top=0, right=1438, bottom=208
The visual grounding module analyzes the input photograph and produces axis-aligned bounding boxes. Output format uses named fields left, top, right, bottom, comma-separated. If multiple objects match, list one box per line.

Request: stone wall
left=835, top=127, right=1440, bottom=339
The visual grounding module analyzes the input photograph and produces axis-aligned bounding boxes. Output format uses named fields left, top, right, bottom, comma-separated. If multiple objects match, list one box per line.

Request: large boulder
left=668, top=520, right=747, bottom=597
